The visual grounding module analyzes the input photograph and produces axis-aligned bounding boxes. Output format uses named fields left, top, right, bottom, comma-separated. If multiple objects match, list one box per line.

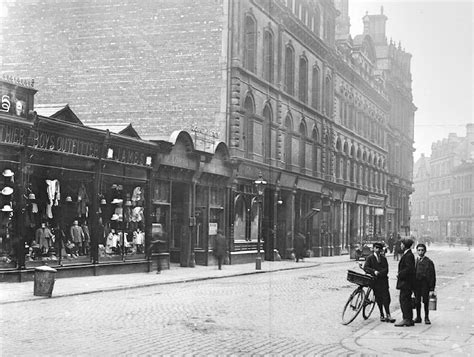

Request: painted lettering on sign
left=0, top=123, right=27, bottom=145
left=32, top=130, right=100, bottom=158
left=112, top=146, right=146, bottom=166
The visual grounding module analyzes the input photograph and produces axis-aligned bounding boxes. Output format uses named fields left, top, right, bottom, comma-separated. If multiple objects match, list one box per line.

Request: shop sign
left=356, top=194, right=368, bottom=205
left=368, top=194, right=385, bottom=207
left=32, top=130, right=100, bottom=158
left=0, top=93, right=27, bottom=118
left=109, top=146, right=148, bottom=166
left=0, top=122, right=27, bottom=145
left=343, top=188, right=357, bottom=203
left=209, top=223, right=218, bottom=235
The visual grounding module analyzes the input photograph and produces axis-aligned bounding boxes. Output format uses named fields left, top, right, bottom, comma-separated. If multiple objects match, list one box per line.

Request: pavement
left=1, top=250, right=472, bottom=356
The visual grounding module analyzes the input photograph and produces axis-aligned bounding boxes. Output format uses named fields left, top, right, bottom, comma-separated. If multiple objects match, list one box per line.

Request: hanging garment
left=131, top=187, right=144, bottom=204
left=46, top=179, right=60, bottom=219
left=77, top=184, right=89, bottom=217
left=131, top=206, right=144, bottom=222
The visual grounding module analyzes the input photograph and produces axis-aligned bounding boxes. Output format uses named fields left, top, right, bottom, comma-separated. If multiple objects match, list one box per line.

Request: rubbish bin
left=34, top=265, right=57, bottom=297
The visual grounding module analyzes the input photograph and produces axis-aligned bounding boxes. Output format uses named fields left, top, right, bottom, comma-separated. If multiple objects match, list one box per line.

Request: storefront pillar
left=285, top=189, right=296, bottom=259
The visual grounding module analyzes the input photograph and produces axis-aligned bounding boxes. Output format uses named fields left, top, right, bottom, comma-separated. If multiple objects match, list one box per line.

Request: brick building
left=1, top=0, right=415, bottom=263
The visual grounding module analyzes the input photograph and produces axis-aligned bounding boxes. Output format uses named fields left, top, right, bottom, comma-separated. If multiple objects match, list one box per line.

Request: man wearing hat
left=395, top=238, right=416, bottom=327
left=362, top=242, right=395, bottom=323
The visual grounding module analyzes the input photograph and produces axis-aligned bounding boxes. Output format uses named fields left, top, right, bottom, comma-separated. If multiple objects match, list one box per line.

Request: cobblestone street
left=1, top=247, right=471, bottom=356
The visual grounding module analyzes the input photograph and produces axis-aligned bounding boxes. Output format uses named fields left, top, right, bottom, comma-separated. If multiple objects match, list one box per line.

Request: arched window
left=314, top=7, right=321, bottom=37
left=312, top=128, right=319, bottom=175
left=324, top=76, right=332, bottom=116
left=243, top=95, right=255, bottom=157
left=311, top=65, right=320, bottom=109
left=285, top=116, right=293, bottom=169
left=244, top=15, right=257, bottom=73
left=299, top=121, right=307, bottom=171
left=298, top=56, right=308, bottom=103
left=284, top=45, right=295, bottom=95
left=263, top=104, right=272, bottom=162
left=263, top=30, right=274, bottom=83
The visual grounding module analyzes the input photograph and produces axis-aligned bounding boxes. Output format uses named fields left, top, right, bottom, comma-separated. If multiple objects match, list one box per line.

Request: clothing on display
left=46, top=179, right=60, bottom=218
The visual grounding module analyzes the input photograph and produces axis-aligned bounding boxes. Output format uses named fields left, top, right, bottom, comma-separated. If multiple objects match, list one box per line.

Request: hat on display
left=100, top=199, right=107, bottom=205
left=65, top=196, right=73, bottom=202
left=1, top=204, right=13, bottom=212
left=2, top=169, right=14, bottom=177
left=111, top=184, right=118, bottom=189
left=111, top=214, right=120, bottom=221
left=125, top=200, right=132, bottom=207
left=1, top=187, right=14, bottom=196
left=111, top=198, right=123, bottom=205
left=28, top=193, right=36, bottom=200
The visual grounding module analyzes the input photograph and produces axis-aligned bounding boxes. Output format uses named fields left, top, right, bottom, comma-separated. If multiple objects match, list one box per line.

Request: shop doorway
left=170, top=182, right=190, bottom=264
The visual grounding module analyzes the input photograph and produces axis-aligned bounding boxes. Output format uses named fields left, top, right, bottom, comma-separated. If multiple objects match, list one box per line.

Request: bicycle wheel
left=342, top=287, right=365, bottom=325
left=362, top=287, right=376, bottom=319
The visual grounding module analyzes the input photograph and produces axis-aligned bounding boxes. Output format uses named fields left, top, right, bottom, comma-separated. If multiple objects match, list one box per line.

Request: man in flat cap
left=362, top=242, right=395, bottom=323
left=395, top=238, right=416, bottom=327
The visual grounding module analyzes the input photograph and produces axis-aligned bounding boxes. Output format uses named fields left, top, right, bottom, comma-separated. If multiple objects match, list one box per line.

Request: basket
left=347, top=270, right=373, bottom=287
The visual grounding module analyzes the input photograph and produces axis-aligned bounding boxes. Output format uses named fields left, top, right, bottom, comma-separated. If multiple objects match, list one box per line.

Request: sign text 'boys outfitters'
left=32, top=130, right=101, bottom=158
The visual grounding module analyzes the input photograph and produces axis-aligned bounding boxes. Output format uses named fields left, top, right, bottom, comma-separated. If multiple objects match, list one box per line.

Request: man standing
left=414, top=243, right=436, bottom=324
left=362, top=242, right=395, bottom=323
left=294, top=232, right=306, bottom=262
left=395, top=238, right=416, bottom=327
left=213, top=230, right=227, bottom=270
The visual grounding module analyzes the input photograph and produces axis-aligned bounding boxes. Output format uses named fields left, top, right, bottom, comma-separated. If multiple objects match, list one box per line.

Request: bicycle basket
left=347, top=270, right=373, bottom=287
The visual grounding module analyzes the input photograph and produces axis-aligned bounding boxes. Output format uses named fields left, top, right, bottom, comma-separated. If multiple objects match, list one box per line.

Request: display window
left=99, top=180, right=147, bottom=262
left=233, top=192, right=259, bottom=242
left=151, top=179, right=171, bottom=254
left=23, top=166, right=94, bottom=268
left=0, top=164, right=19, bottom=269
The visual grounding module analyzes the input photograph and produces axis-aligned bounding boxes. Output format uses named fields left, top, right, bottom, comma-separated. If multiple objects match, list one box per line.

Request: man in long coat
left=293, top=232, right=306, bottom=262
left=213, top=230, right=227, bottom=270
left=395, top=238, right=416, bottom=327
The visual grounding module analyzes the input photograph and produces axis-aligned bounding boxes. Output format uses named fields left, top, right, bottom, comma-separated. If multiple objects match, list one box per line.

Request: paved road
left=1, top=246, right=471, bottom=356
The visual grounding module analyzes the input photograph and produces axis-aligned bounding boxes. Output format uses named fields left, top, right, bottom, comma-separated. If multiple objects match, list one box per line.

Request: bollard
left=34, top=265, right=57, bottom=297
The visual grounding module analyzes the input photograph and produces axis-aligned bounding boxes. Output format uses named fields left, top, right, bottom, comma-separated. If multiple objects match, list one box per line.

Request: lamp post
left=254, top=172, right=267, bottom=270
left=273, top=181, right=282, bottom=261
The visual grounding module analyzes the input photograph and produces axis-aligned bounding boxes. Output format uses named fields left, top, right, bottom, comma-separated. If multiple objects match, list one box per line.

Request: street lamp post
left=255, top=173, right=267, bottom=270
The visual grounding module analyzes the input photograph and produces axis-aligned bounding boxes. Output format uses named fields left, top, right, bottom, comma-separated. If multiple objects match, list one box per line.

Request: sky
left=348, top=0, right=473, bottom=160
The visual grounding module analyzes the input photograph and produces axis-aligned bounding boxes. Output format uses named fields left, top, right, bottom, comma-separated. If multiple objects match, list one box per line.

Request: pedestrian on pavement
left=414, top=243, right=436, bottom=324
left=213, top=230, right=227, bottom=270
left=293, top=232, right=306, bottom=262
left=395, top=237, right=416, bottom=327
left=361, top=242, right=395, bottom=323
left=393, top=234, right=402, bottom=261
left=148, top=229, right=166, bottom=274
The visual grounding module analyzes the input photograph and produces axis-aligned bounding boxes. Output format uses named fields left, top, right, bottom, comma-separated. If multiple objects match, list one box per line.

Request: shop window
left=250, top=197, right=259, bottom=241
left=0, top=166, right=17, bottom=269
left=233, top=194, right=247, bottom=241
left=101, top=182, right=147, bottom=262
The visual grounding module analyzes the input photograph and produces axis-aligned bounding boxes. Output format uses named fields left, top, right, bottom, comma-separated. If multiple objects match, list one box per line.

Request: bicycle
left=341, top=269, right=376, bottom=325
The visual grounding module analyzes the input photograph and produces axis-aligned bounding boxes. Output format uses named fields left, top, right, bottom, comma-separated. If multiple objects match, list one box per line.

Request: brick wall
left=1, top=0, right=228, bottom=141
